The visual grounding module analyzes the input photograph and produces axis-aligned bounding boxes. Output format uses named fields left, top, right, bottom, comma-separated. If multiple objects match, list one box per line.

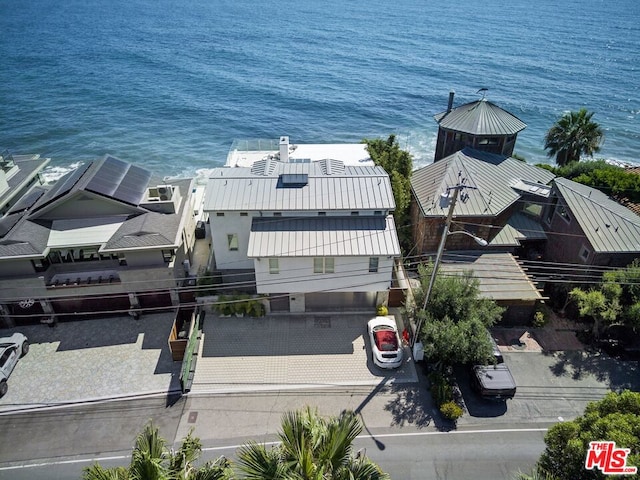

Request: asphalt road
left=2, top=350, right=639, bottom=479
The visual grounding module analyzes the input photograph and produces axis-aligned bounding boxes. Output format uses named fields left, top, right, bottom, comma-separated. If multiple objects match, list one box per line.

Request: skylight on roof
left=277, top=173, right=308, bottom=188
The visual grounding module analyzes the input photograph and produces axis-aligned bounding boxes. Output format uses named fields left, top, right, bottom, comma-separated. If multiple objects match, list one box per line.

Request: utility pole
left=411, top=182, right=478, bottom=350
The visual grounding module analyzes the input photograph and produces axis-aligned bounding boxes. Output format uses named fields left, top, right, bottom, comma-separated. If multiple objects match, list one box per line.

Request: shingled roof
left=434, top=99, right=527, bottom=136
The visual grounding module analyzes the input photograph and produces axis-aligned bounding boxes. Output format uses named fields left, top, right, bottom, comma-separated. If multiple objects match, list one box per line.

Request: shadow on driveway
left=544, top=349, right=640, bottom=391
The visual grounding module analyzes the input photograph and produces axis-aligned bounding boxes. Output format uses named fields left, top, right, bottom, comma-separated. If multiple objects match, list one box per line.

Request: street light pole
left=410, top=182, right=488, bottom=353
left=411, top=185, right=461, bottom=348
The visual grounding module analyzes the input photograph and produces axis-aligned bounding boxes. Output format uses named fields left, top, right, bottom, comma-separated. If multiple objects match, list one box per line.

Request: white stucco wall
left=253, top=256, right=394, bottom=294
left=210, top=212, right=255, bottom=269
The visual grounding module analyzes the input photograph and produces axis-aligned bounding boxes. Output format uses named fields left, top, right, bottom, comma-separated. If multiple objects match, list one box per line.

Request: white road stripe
left=0, top=427, right=548, bottom=471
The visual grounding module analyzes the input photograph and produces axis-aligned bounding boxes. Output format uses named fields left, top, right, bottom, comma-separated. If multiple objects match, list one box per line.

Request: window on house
left=546, top=196, right=558, bottom=224
left=374, top=211, right=383, bottom=216
left=579, top=245, right=590, bottom=263
left=268, top=258, right=279, bottom=274
left=227, top=234, right=239, bottom=251
left=118, top=253, right=128, bottom=266
left=351, top=211, right=359, bottom=216
left=161, top=249, right=174, bottom=263
left=523, top=201, right=543, bottom=218
left=369, top=257, right=379, bottom=273
left=318, top=212, right=327, bottom=216
left=240, top=212, right=248, bottom=216
left=31, top=258, right=49, bottom=273
left=216, top=212, right=224, bottom=217
left=313, top=257, right=334, bottom=273
left=273, top=212, right=282, bottom=217
left=557, top=205, right=571, bottom=224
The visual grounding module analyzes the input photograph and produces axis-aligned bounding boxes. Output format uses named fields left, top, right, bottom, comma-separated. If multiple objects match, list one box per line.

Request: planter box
left=169, top=306, right=195, bottom=361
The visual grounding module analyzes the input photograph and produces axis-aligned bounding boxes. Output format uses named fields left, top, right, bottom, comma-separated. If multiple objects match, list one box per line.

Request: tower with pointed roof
left=433, top=91, right=527, bottom=161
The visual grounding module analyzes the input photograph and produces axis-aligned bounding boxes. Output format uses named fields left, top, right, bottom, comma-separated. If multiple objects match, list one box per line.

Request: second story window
left=558, top=205, right=571, bottom=224
left=313, top=257, right=334, bottom=274
left=227, top=234, right=239, bottom=251
left=269, top=258, right=279, bottom=274
left=369, top=257, right=379, bottom=273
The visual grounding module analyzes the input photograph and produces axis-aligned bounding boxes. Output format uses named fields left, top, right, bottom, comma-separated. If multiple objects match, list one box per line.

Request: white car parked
left=0, top=333, right=29, bottom=397
left=367, top=316, right=403, bottom=369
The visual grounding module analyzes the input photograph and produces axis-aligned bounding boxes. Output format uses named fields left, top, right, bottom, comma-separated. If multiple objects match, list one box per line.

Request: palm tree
left=82, top=423, right=231, bottom=480
left=544, top=108, right=604, bottom=166
left=235, top=407, right=390, bottom=480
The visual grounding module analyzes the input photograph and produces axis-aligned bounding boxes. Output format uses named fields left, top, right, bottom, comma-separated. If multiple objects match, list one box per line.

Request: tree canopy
left=363, top=135, right=413, bottom=253
left=82, top=423, right=232, bottom=480
left=536, top=160, right=640, bottom=204
left=410, top=263, right=504, bottom=367
left=537, top=390, right=640, bottom=480
left=236, top=407, right=389, bottom=480
left=82, top=410, right=389, bottom=480
left=603, top=259, right=640, bottom=329
left=544, top=108, right=604, bottom=167
left=568, top=259, right=640, bottom=337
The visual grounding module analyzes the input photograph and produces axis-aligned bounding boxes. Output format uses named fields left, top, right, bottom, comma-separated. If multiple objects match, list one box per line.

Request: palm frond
left=82, top=463, right=128, bottom=480
left=236, top=441, right=286, bottom=480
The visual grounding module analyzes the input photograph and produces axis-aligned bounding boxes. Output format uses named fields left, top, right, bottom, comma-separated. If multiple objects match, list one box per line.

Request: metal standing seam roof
left=554, top=177, right=640, bottom=253
left=489, top=212, right=548, bottom=247
left=204, top=161, right=395, bottom=212
left=434, top=99, right=527, bottom=136
left=438, top=251, right=542, bottom=301
left=247, top=216, right=401, bottom=257
left=411, top=148, right=555, bottom=218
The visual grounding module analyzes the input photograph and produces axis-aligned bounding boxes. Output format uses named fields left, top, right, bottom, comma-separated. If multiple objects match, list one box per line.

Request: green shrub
left=533, top=311, right=547, bottom=328
left=440, top=401, right=463, bottom=421
left=377, top=304, right=388, bottom=316
left=428, top=371, right=453, bottom=406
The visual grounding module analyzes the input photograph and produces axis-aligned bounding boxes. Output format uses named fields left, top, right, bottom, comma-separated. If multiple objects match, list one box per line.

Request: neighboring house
left=411, top=147, right=556, bottom=255
left=433, top=92, right=527, bottom=161
left=0, top=154, right=197, bottom=326
left=439, top=251, right=545, bottom=325
left=0, top=150, right=50, bottom=215
left=203, top=138, right=401, bottom=313
left=543, top=177, right=640, bottom=268
left=410, top=148, right=555, bottom=323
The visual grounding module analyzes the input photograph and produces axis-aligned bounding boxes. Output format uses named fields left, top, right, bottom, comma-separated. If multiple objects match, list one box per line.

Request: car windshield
left=374, top=328, right=398, bottom=351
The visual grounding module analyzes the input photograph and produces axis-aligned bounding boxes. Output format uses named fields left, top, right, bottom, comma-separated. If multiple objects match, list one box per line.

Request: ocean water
left=1, top=0, right=639, bottom=181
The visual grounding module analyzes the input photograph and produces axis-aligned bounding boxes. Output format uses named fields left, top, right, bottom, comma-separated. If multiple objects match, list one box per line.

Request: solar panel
left=7, top=188, right=46, bottom=214
left=0, top=213, right=24, bottom=238
left=31, top=162, right=91, bottom=212
left=85, top=156, right=151, bottom=206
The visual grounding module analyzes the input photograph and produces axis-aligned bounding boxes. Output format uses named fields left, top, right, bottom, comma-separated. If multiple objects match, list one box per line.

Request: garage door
left=304, top=292, right=376, bottom=312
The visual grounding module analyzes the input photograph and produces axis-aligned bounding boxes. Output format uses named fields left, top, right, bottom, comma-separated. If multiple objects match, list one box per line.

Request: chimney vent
left=447, top=90, right=455, bottom=113
left=279, top=136, right=290, bottom=163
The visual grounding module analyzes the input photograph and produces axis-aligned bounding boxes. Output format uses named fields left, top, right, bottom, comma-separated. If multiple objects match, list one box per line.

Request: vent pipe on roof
left=279, top=136, right=290, bottom=163
left=447, top=90, right=455, bottom=113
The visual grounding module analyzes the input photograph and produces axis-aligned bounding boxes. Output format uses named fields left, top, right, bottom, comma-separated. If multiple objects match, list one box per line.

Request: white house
left=203, top=137, right=401, bottom=312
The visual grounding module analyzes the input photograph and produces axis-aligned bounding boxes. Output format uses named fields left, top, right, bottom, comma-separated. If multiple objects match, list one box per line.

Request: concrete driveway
left=0, top=313, right=181, bottom=413
left=190, top=313, right=418, bottom=393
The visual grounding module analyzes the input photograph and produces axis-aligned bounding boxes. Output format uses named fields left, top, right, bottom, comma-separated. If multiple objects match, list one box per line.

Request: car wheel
left=21, top=341, right=29, bottom=357
left=0, top=381, right=7, bottom=398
